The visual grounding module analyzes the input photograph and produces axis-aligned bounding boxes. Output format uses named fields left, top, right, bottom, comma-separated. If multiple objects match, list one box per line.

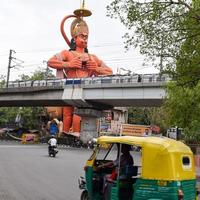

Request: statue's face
left=74, top=33, right=88, bottom=49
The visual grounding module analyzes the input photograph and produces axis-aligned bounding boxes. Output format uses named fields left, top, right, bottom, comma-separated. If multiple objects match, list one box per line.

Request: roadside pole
left=6, top=49, right=16, bottom=88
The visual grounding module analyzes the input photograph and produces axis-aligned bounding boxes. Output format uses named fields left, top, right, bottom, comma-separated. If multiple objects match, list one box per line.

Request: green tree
left=16, top=68, right=55, bottom=128
left=107, top=0, right=200, bottom=141
left=164, top=82, right=200, bottom=142
left=107, top=0, right=200, bottom=72
left=19, top=67, right=55, bottom=81
left=128, top=107, right=168, bottom=134
left=16, top=107, right=45, bottom=129
left=0, top=107, right=19, bottom=126
left=0, top=68, right=55, bottom=129
left=0, top=75, right=6, bottom=88
left=128, top=107, right=151, bottom=125
left=176, top=3, right=200, bottom=86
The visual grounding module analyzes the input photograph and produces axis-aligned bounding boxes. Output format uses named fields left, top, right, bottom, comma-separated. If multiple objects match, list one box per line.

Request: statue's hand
left=67, top=57, right=82, bottom=69
left=86, top=59, right=98, bottom=70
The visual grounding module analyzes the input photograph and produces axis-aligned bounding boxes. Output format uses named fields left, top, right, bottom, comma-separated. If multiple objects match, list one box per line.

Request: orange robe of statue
left=48, top=33, right=113, bottom=133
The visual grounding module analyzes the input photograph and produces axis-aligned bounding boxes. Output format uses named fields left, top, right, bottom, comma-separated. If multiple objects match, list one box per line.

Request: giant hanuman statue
left=47, top=0, right=113, bottom=136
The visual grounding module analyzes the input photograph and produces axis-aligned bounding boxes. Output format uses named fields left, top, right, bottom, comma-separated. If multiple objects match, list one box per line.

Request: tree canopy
left=107, top=0, right=200, bottom=74
left=164, top=82, right=200, bottom=141
left=107, top=0, right=200, bottom=141
left=0, top=75, right=5, bottom=88
left=18, top=67, right=55, bottom=81
left=128, top=107, right=168, bottom=134
left=0, top=69, right=54, bottom=129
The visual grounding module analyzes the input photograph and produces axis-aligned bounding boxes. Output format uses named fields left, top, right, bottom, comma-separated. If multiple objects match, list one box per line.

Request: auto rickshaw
left=78, top=136, right=198, bottom=200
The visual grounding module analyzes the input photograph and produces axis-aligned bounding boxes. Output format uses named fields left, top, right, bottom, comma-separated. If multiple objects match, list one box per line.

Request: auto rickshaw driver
left=97, top=144, right=134, bottom=179
left=97, top=144, right=134, bottom=199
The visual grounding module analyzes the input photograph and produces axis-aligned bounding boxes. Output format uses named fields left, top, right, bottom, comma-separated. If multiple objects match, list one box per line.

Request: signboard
left=99, top=112, right=112, bottom=133
left=121, top=124, right=151, bottom=136
left=110, top=120, right=122, bottom=134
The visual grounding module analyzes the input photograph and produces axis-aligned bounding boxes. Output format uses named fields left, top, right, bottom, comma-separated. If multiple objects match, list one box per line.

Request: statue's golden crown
left=70, top=18, right=89, bottom=38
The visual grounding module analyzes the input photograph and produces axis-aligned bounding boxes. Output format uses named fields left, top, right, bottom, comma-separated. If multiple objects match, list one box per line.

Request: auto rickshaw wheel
left=80, top=190, right=89, bottom=200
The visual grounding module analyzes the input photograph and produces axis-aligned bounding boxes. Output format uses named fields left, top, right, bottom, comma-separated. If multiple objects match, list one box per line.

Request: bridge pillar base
left=74, top=108, right=103, bottom=143
left=80, top=117, right=98, bottom=143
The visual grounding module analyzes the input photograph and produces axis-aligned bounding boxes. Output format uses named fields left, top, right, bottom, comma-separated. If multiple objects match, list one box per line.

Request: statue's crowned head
left=70, top=18, right=89, bottom=38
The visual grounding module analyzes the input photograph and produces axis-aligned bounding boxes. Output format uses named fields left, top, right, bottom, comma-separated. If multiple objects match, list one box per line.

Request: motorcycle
left=48, top=146, right=58, bottom=157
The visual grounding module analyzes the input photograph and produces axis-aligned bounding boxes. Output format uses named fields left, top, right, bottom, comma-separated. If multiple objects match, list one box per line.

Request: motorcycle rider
left=48, top=135, right=58, bottom=155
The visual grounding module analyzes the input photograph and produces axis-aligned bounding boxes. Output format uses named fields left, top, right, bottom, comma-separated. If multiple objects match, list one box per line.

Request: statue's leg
left=72, top=114, right=81, bottom=133
left=58, top=121, right=63, bottom=137
left=63, top=106, right=74, bottom=132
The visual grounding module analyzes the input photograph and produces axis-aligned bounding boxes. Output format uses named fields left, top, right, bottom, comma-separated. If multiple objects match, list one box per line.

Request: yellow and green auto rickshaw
left=78, top=136, right=198, bottom=200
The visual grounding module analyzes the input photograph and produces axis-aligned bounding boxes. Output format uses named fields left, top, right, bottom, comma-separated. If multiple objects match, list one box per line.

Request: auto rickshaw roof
left=97, top=135, right=191, bottom=153
left=96, top=136, right=195, bottom=180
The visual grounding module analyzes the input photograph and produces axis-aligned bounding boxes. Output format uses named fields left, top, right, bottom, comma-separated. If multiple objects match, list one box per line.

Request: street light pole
left=6, top=49, right=15, bottom=88
left=43, top=60, right=49, bottom=81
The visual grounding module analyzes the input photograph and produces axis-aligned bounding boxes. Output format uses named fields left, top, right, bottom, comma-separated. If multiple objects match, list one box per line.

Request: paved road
left=0, top=141, right=198, bottom=200
left=0, top=141, right=91, bottom=200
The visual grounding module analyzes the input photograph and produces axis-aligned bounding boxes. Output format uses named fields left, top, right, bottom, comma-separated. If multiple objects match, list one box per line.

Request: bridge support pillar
left=74, top=108, right=103, bottom=143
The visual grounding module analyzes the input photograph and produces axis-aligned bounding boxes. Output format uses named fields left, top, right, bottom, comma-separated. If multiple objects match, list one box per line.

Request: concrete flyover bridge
left=0, top=74, right=171, bottom=109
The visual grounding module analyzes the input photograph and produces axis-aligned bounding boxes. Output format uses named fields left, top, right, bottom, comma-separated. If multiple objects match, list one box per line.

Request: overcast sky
left=0, top=0, right=158, bottom=81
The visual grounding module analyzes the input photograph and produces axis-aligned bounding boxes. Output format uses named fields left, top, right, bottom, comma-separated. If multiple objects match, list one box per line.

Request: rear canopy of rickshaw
left=96, top=136, right=196, bottom=181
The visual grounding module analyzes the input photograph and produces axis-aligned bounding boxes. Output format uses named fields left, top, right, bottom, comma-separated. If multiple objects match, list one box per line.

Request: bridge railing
left=5, top=78, right=66, bottom=89
left=3, top=74, right=171, bottom=89
left=81, top=74, right=171, bottom=86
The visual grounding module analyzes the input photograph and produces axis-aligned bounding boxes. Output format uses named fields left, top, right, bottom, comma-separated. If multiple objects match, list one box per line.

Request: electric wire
left=1, top=42, right=125, bottom=55
left=0, top=42, right=156, bottom=79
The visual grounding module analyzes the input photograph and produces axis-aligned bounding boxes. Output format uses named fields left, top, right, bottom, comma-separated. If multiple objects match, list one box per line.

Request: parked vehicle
left=79, top=136, right=198, bottom=200
left=21, top=130, right=40, bottom=144
left=167, top=126, right=184, bottom=140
